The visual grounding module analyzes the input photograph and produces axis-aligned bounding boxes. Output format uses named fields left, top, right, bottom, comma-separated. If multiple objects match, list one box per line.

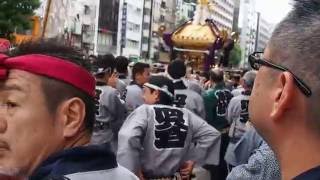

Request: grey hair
left=269, top=0, right=320, bottom=80
left=242, top=70, right=257, bottom=89
left=268, top=0, right=320, bottom=131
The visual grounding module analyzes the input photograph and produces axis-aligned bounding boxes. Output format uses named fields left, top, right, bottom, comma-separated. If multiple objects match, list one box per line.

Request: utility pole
left=42, top=0, right=52, bottom=38
left=147, top=0, right=154, bottom=61
left=93, top=0, right=101, bottom=55
left=140, top=0, right=146, bottom=60
left=120, top=0, right=128, bottom=56
left=254, top=12, right=260, bottom=52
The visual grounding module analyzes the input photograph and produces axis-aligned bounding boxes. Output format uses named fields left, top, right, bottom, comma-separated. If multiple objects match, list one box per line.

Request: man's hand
left=107, top=72, right=118, bottom=88
left=179, top=161, right=195, bottom=180
left=138, top=170, right=145, bottom=180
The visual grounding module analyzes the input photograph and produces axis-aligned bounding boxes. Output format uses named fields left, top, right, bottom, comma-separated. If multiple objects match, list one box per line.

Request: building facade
left=116, top=0, right=177, bottom=61
left=232, top=0, right=240, bottom=32
left=176, top=0, right=196, bottom=25
left=238, top=0, right=257, bottom=67
left=117, top=0, right=144, bottom=58
left=97, top=0, right=119, bottom=55
left=256, top=16, right=273, bottom=52
left=38, top=0, right=99, bottom=55
left=236, top=0, right=274, bottom=67
left=142, top=0, right=177, bottom=62
left=210, top=0, right=235, bottom=32
left=140, top=0, right=152, bottom=59
left=175, top=0, right=235, bottom=32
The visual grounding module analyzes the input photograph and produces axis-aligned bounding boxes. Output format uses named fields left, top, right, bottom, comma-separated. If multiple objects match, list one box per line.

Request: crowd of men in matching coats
left=90, top=53, right=275, bottom=180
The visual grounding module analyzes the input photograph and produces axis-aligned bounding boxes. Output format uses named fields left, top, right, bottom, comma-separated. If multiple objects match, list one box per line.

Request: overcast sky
left=256, top=0, right=293, bottom=24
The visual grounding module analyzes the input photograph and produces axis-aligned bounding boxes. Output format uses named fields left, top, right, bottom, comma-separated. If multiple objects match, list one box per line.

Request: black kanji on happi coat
left=240, top=100, right=249, bottom=123
left=153, top=107, right=188, bottom=149
left=173, top=94, right=187, bottom=108
left=215, top=90, right=233, bottom=117
left=94, top=89, right=102, bottom=116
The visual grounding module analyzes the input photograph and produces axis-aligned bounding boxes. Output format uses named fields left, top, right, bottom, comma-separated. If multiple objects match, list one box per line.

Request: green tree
left=0, top=0, right=40, bottom=39
left=229, top=43, right=242, bottom=67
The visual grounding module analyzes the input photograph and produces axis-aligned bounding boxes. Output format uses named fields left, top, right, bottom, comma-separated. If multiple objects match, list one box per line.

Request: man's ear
left=57, top=97, right=86, bottom=138
left=154, top=90, right=160, bottom=101
left=270, top=72, right=295, bottom=121
left=135, top=73, right=142, bottom=80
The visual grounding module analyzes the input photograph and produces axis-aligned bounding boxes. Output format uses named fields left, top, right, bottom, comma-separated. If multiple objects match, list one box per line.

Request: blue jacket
left=30, top=143, right=137, bottom=180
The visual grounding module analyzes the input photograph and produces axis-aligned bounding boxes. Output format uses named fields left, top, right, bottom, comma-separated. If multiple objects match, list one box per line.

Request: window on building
left=143, top=22, right=149, bottom=29
left=138, top=7, right=142, bottom=12
left=144, top=8, right=151, bottom=15
left=142, top=37, right=149, bottom=44
left=97, top=33, right=113, bottom=46
left=84, top=5, right=90, bottom=15
left=141, top=51, right=148, bottom=58
left=127, top=22, right=140, bottom=33
left=112, top=34, right=117, bottom=46
left=126, top=39, right=139, bottom=49
left=161, top=1, right=166, bottom=9
left=160, top=15, right=165, bottom=22
left=188, top=10, right=194, bottom=18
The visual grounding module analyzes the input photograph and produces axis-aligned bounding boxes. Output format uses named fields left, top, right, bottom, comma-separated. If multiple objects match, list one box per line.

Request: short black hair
left=116, top=56, right=129, bottom=74
left=98, top=54, right=116, bottom=69
left=94, top=54, right=116, bottom=79
left=201, top=71, right=210, bottom=81
left=148, top=76, right=174, bottom=105
left=132, top=62, right=150, bottom=81
left=167, top=60, right=186, bottom=79
left=9, top=39, right=96, bottom=133
left=210, top=68, right=224, bottom=83
left=89, top=55, right=97, bottom=59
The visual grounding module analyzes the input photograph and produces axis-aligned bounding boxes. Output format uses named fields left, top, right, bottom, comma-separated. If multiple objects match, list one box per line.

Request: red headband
left=0, top=54, right=95, bottom=97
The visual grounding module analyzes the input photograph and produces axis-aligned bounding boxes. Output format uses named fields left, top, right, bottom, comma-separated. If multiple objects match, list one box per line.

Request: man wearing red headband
left=0, top=40, right=137, bottom=180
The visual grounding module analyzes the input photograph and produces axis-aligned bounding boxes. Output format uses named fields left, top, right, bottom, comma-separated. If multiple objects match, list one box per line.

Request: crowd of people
left=0, top=0, right=319, bottom=179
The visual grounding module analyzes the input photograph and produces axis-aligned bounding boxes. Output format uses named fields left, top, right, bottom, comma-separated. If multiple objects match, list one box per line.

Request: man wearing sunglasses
left=248, top=0, right=320, bottom=179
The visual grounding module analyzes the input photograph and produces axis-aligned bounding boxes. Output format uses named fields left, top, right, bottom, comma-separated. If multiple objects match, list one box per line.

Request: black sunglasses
left=249, top=52, right=312, bottom=97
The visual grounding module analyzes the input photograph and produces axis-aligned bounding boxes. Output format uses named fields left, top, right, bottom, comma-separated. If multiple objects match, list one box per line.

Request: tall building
left=97, top=0, right=119, bottom=55
left=39, top=0, right=73, bottom=38
left=40, top=0, right=98, bottom=54
left=67, top=0, right=98, bottom=55
left=175, top=0, right=235, bottom=32
left=117, top=0, right=144, bottom=59
left=142, top=0, right=177, bottom=62
left=140, top=0, right=153, bottom=59
left=236, top=0, right=274, bottom=67
left=210, top=0, right=235, bottom=32
left=256, top=16, right=273, bottom=52
left=232, top=0, right=240, bottom=32
left=176, top=0, right=196, bottom=24
left=238, top=0, right=257, bottom=67
left=117, top=0, right=177, bottom=61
